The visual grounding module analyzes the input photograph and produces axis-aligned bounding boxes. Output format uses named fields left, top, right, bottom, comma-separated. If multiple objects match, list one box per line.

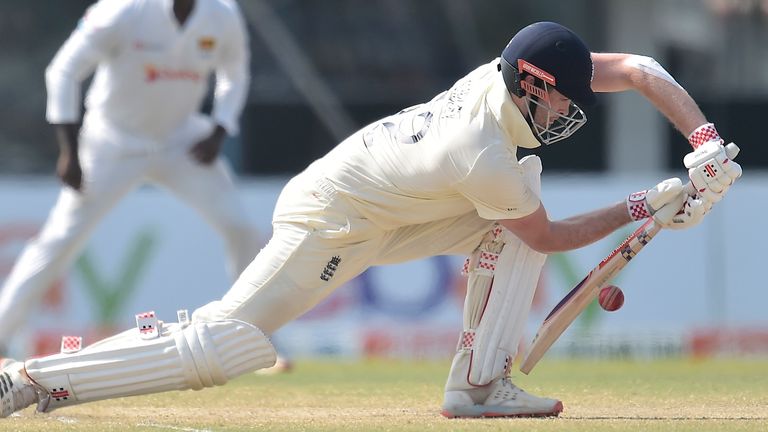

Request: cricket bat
left=519, top=217, right=661, bottom=374
left=519, top=142, right=740, bottom=375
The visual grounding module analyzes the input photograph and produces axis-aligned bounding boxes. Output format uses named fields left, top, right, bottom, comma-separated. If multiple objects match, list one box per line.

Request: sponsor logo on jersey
left=144, top=65, right=202, bottom=83
left=320, top=256, right=342, bottom=281
left=198, top=36, right=216, bottom=51
left=133, top=40, right=166, bottom=51
left=442, top=79, right=471, bottom=119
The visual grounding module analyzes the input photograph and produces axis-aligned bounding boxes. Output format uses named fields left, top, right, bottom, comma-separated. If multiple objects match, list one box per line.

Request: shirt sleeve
left=211, top=4, right=250, bottom=136
left=456, top=145, right=540, bottom=221
left=45, top=0, right=126, bottom=124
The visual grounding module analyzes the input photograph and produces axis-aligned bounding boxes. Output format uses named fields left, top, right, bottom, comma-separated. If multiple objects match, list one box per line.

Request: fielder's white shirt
left=299, top=60, right=542, bottom=230
left=45, top=0, right=249, bottom=141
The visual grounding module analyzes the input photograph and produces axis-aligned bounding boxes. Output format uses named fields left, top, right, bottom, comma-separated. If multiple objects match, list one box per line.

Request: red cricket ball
left=598, top=285, right=624, bottom=312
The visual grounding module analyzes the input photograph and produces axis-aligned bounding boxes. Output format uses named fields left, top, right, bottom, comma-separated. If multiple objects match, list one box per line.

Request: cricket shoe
left=0, top=360, right=41, bottom=418
left=441, top=377, right=563, bottom=418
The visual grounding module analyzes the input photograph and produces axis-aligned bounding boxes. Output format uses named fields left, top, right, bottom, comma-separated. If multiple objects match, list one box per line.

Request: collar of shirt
left=162, top=0, right=204, bottom=32
left=485, top=67, right=541, bottom=150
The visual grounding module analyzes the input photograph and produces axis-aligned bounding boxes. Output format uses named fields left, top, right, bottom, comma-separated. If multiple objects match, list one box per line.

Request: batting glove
left=626, top=178, right=685, bottom=221
left=684, top=124, right=742, bottom=202
left=653, top=193, right=709, bottom=230
left=686, top=141, right=742, bottom=203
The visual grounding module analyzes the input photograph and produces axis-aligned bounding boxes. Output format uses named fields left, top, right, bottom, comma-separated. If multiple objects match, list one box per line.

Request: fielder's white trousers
left=0, top=114, right=258, bottom=343
left=194, top=176, right=494, bottom=335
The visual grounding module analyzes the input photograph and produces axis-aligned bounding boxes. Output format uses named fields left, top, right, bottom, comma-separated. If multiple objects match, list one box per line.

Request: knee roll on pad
left=25, top=319, right=276, bottom=412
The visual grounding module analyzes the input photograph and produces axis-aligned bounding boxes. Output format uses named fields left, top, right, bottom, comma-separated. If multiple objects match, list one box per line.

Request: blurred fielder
left=0, top=0, right=259, bottom=355
left=1, top=21, right=741, bottom=418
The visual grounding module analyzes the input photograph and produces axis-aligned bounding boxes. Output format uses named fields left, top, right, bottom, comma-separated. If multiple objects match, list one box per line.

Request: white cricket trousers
left=0, top=114, right=258, bottom=343
left=194, top=176, right=494, bottom=335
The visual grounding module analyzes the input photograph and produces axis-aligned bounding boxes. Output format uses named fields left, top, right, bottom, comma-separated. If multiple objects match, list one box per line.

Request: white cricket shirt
left=45, top=0, right=249, bottom=140
left=301, top=60, right=542, bottom=230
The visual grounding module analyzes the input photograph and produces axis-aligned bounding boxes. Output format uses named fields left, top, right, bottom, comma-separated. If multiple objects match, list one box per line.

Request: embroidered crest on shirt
left=198, top=37, right=216, bottom=51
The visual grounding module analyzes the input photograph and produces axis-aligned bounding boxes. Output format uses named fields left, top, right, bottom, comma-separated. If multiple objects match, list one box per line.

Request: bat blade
left=519, top=218, right=662, bottom=374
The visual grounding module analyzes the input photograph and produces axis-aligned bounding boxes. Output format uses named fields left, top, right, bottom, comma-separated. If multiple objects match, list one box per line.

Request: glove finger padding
left=689, top=156, right=742, bottom=203
left=626, top=178, right=683, bottom=221
left=654, top=194, right=708, bottom=230
left=723, top=158, right=743, bottom=181
left=648, top=191, right=685, bottom=225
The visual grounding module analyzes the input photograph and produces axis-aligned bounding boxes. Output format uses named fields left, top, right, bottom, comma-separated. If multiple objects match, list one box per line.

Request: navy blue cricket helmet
left=500, top=21, right=595, bottom=107
left=499, top=22, right=595, bottom=145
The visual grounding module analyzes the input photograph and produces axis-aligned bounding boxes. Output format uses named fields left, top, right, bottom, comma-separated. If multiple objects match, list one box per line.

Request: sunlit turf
left=5, top=357, right=768, bottom=431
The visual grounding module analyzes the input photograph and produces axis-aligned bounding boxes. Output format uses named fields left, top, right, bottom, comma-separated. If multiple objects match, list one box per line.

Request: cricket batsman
left=0, top=21, right=741, bottom=419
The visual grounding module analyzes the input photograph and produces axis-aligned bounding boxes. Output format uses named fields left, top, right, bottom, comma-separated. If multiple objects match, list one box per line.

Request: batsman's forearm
left=633, top=77, right=707, bottom=138
left=622, top=54, right=708, bottom=137
left=590, top=53, right=709, bottom=137
left=543, top=202, right=632, bottom=253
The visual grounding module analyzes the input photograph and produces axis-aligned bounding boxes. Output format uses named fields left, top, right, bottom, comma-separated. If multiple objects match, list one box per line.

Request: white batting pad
left=447, top=155, right=547, bottom=390
left=25, top=319, right=276, bottom=412
left=467, top=229, right=547, bottom=386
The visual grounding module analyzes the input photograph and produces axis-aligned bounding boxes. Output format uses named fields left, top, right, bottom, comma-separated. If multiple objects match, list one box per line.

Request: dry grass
left=3, top=358, right=767, bottom=431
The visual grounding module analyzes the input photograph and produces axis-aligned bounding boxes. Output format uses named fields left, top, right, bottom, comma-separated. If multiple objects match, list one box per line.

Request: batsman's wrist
left=626, top=190, right=652, bottom=221
left=688, top=123, right=722, bottom=149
